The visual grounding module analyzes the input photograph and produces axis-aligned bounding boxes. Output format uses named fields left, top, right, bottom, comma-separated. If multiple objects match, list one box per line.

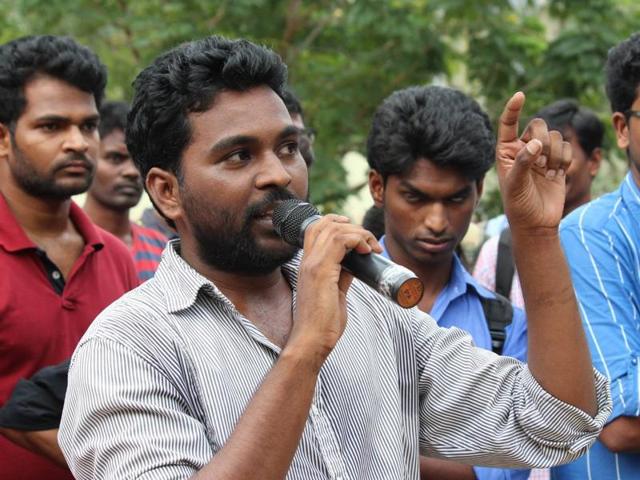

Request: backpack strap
left=495, top=227, right=515, bottom=299
left=479, top=293, right=514, bottom=355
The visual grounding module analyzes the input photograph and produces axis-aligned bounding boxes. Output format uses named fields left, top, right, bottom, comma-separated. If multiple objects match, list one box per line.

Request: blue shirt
left=553, top=173, right=640, bottom=479
left=380, top=237, right=529, bottom=480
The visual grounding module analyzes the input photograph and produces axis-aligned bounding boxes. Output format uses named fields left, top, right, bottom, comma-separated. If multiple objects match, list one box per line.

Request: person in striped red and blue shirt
left=84, top=100, right=167, bottom=281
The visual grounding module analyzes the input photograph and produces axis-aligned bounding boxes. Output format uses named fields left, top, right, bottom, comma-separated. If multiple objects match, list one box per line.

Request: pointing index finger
left=498, top=91, right=525, bottom=143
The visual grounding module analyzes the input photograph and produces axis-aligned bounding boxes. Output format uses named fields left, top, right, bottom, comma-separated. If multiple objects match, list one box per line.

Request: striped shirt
left=130, top=223, right=168, bottom=281
left=553, top=172, right=640, bottom=478
left=59, top=240, right=612, bottom=480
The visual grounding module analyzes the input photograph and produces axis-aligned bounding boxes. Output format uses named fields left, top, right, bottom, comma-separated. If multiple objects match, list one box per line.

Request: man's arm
left=495, top=92, right=597, bottom=416
left=419, top=456, right=475, bottom=480
left=0, top=427, right=66, bottom=467
left=599, top=417, right=640, bottom=453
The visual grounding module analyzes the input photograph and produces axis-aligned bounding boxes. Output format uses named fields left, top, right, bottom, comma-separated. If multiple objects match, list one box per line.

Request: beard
left=182, top=187, right=304, bottom=275
left=11, top=141, right=94, bottom=200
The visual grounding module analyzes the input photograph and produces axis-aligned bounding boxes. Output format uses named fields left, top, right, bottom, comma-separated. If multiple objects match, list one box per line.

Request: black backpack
left=478, top=227, right=515, bottom=355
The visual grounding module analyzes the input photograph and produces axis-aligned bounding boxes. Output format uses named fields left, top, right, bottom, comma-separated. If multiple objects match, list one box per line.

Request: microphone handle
left=341, top=250, right=424, bottom=309
left=297, top=216, right=424, bottom=308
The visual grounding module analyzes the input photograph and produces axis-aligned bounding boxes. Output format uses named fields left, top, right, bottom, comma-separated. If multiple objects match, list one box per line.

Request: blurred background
left=2, top=0, right=638, bottom=222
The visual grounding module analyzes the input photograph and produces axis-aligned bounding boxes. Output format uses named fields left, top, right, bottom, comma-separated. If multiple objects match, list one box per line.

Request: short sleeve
left=59, top=338, right=212, bottom=480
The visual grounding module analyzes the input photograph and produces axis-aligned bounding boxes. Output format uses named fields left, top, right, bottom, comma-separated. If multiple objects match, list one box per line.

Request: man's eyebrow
left=33, top=114, right=100, bottom=123
left=209, top=135, right=257, bottom=154
left=276, top=125, right=301, bottom=141
left=209, top=125, right=300, bottom=154
left=398, top=181, right=472, bottom=199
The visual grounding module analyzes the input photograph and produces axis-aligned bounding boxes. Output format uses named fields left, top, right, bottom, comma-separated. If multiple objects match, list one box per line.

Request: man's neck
left=383, top=236, right=454, bottom=313
left=0, top=180, right=72, bottom=237
left=630, top=161, right=640, bottom=191
left=563, top=193, right=591, bottom=218
left=84, top=197, right=132, bottom=245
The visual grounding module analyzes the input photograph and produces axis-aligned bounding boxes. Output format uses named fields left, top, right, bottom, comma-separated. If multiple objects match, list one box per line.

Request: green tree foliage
left=1, top=0, right=638, bottom=216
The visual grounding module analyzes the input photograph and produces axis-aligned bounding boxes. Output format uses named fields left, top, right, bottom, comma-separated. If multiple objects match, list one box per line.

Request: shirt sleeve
left=561, top=223, right=640, bottom=421
left=59, top=338, right=211, bottom=480
left=412, top=310, right=611, bottom=469
left=0, top=360, right=69, bottom=430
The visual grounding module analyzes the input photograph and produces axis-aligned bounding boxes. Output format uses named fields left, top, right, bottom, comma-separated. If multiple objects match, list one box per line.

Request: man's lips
left=114, top=184, right=142, bottom=195
left=415, top=237, right=455, bottom=253
left=59, top=161, right=92, bottom=173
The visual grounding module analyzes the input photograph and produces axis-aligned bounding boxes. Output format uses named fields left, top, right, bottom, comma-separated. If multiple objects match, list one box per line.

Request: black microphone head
left=272, top=199, right=320, bottom=245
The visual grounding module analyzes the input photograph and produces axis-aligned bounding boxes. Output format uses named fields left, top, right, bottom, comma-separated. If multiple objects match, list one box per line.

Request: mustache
left=54, top=153, right=93, bottom=172
left=245, top=188, right=300, bottom=219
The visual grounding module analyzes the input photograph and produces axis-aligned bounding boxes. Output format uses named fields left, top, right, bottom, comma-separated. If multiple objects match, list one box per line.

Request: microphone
left=272, top=199, right=424, bottom=308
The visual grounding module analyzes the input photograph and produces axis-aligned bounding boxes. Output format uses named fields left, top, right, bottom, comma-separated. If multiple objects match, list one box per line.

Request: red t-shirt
left=130, top=223, right=168, bottom=281
left=0, top=194, right=139, bottom=479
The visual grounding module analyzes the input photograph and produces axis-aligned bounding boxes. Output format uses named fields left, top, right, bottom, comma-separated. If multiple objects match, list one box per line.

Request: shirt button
left=632, top=358, right=638, bottom=365
left=52, top=271, right=61, bottom=280
left=310, top=404, right=319, bottom=416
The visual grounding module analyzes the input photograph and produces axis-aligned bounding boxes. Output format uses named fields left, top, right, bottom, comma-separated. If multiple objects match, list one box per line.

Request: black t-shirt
left=0, top=360, right=69, bottom=430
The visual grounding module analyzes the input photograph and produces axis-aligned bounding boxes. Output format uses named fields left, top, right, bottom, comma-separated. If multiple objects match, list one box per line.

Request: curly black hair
left=0, top=35, right=107, bottom=128
left=366, top=85, right=495, bottom=182
left=534, top=99, right=603, bottom=156
left=126, top=35, right=288, bottom=183
left=605, top=33, right=640, bottom=114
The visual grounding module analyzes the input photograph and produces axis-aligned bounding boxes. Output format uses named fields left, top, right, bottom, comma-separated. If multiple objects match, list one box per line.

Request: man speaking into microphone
left=59, top=36, right=611, bottom=480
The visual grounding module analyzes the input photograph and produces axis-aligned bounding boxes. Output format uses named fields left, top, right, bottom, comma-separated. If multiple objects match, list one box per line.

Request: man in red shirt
left=83, top=101, right=167, bottom=281
left=0, top=35, right=138, bottom=479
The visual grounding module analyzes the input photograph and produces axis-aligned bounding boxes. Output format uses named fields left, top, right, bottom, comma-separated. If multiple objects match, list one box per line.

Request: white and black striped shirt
left=59, top=241, right=611, bottom=479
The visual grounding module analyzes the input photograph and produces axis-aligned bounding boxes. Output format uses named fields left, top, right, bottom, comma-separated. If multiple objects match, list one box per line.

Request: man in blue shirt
left=553, top=33, right=640, bottom=479
left=367, top=85, right=529, bottom=480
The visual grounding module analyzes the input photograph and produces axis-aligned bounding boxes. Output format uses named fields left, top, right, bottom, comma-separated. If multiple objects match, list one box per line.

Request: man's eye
left=279, top=142, right=299, bottom=157
left=448, top=195, right=468, bottom=204
left=403, top=192, right=421, bottom=202
left=225, top=150, right=252, bottom=165
left=82, top=122, right=98, bottom=132
left=39, top=123, right=59, bottom=131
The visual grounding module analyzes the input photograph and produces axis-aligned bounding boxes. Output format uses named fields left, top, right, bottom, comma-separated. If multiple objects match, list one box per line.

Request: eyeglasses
left=625, top=110, right=640, bottom=120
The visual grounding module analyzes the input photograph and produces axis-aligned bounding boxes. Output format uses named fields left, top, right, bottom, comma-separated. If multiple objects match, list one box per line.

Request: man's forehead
left=189, top=86, right=294, bottom=142
left=22, top=75, right=98, bottom=118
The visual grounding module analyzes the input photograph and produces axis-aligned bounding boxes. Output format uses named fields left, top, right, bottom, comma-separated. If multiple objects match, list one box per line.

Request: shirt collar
left=0, top=193, right=103, bottom=253
left=156, top=239, right=302, bottom=314
left=621, top=171, right=640, bottom=216
left=378, top=234, right=494, bottom=303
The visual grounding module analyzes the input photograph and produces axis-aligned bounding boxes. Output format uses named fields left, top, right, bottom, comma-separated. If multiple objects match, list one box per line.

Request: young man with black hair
left=474, top=100, right=604, bottom=310
left=551, top=32, right=640, bottom=479
left=0, top=35, right=138, bottom=479
left=281, top=86, right=316, bottom=168
left=367, top=85, right=529, bottom=480
left=84, top=101, right=167, bottom=281
left=58, top=36, right=610, bottom=480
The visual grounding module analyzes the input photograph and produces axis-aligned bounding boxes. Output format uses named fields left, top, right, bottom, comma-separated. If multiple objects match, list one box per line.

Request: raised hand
left=496, top=92, right=573, bottom=231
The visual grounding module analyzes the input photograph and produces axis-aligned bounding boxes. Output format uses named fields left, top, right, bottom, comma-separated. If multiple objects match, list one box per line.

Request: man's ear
left=612, top=112, right=630, bottom=150
left=0, top=123, right=11, bottom=159
left=588, top=147, right=603, bottom=178
left=368, top=170, right=385, bottom=207
left=146, top=167, right=182, bottom=225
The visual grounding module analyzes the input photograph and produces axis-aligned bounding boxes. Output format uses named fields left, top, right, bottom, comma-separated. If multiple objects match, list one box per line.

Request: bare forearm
left=512, top=228, right=597, bottom=415
left=419, top=456, right=475, bottom=480
left=193, top=345, right=321, bottom=480
left=0, top=427, right=68, bottom=467
left=599, top=416, right=640, bottom=453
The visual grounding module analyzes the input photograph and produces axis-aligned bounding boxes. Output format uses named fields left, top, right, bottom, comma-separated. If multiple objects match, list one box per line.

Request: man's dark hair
left=606, top=33, right=640, bottom=114
left=0, top=35, right=107, bottom=128
left=362, top=205, right=385, bottom=240
left=98, top=101, right=129, bottom=138
left=534, top=100, right=604, bottom=156
left=127, top=35, right=288, bottom=183
left=281, top=87, right=303, bottom=118
left=366, top=85, right=495, bottom=181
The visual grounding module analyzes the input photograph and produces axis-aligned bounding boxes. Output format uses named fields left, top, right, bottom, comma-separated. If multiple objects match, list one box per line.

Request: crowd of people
left=0, top=29, right=638, bottom=480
